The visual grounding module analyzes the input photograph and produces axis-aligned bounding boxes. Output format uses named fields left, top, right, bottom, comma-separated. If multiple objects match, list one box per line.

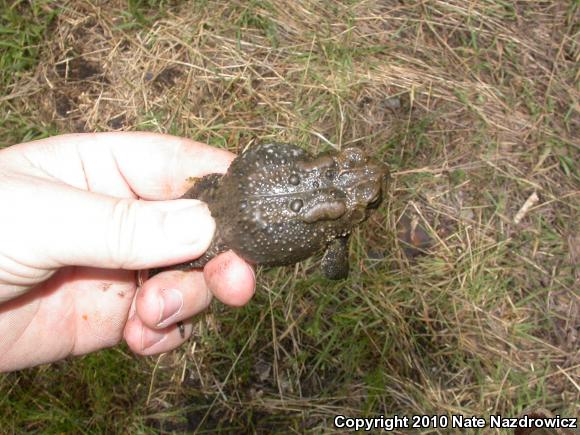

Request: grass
left=1, top=0, right=579, bottom=433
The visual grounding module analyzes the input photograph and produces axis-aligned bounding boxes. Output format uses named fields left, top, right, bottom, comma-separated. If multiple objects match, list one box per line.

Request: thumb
left=5, top=183, right=215, bottom=271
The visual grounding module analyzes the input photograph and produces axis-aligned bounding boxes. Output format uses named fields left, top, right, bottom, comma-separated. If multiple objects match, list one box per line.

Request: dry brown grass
left=1, top=0, right=578, bottom=432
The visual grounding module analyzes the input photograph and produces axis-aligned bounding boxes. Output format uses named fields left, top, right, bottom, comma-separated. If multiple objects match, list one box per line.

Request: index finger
left=3, top=132, right=234, bottom=199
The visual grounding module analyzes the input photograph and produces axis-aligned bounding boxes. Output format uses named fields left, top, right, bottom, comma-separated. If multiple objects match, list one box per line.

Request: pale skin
left=0, top=132, right=256, bottom=372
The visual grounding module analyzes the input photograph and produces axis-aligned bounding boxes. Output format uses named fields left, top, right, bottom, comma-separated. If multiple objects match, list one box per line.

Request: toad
left=150, top=142, right=388, bottom=280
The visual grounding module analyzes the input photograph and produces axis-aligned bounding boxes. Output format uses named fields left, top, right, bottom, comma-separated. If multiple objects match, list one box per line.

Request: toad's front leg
left=321, top=235, right=350, bottom=280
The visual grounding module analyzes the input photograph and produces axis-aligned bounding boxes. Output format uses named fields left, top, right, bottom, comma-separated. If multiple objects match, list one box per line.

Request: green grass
left=0, top=0, right=60, bottom=147
left=0, top=0, right=56, bottom=87
left=1, top=0, right=579, bottom=432
left=0, top=349, right=152, bottom=433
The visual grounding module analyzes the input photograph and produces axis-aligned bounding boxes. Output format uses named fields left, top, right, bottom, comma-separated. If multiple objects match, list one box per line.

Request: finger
left=2, top=178, right=215, bottom=270
left=135, top=269, right=212, bottom=329
left=4, top=132, right=234, bottom=199
left=204, top=251, right=256, bottom=307
left=123, top=311, right=193, bottom=356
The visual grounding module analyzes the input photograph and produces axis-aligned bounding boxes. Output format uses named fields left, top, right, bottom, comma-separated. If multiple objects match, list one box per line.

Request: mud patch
left=151, top=66, right=183, bottom=90
left=107, top=113, right=126, bottom=130
left=55, top=58, right=105, bottom=81
left=55, top=93, right=75, bottom=117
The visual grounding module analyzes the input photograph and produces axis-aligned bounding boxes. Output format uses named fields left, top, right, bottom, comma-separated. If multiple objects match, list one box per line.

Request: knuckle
left=107, top=198, right=141, bottom=269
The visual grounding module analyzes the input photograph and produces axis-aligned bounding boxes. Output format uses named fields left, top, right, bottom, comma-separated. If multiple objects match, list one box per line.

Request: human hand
left=0, top=132, right=255, bottom=372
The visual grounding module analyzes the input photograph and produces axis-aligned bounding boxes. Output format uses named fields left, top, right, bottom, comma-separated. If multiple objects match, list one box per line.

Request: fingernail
left=164, top=201, right=215, bottom=245
left=157, top=288, right=183, bottom=327
left=142, top=328, right=166, bottom=351
left=246, top=264, right=257, bottom=295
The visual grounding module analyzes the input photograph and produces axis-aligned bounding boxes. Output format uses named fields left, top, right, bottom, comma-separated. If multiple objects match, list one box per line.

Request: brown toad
left=154, top=142, right=388, bottom=279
